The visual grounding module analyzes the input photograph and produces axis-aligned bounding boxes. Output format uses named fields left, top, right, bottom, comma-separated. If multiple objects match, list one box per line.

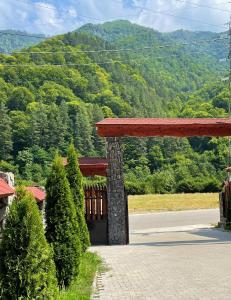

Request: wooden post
left=106, top=137, right=127, bottom=245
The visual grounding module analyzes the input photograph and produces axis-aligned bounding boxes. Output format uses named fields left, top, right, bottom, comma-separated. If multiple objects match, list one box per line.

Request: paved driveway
left=91, top=209, right=231, bottom=300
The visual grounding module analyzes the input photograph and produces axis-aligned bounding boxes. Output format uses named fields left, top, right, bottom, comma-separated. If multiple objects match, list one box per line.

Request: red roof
left=0, top=178, right=15, bottom=198
left=96, top=118, right=231, bottom=137
left=25, top=186, right=46, bottom=202
left=62, top=157, right=108, bottom=177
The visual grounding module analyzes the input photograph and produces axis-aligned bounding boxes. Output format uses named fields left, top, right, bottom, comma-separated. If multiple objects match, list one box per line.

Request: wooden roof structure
left=0, top=179, right=14, bottom=198
left=25, top=186, right=46, bottom=203
left=96, top=118, right=231, bottom=137
left=62, top=157, right=108, bottom=177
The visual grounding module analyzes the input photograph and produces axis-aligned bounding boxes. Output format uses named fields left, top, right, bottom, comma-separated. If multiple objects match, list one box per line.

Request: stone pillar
left=106, top=137, right=127, bottom=245
left=0, top=172, right=15, bottom=230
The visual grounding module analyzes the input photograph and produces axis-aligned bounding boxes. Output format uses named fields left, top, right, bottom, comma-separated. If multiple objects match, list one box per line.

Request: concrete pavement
left=129, top=208, right=219, bottom=230
left=91, top=209, right=231, bottom=300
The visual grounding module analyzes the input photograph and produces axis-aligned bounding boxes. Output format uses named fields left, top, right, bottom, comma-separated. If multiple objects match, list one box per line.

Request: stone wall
left=106, top=137, right=128, bottom=245
left=0, top=172, right=15, bottom=230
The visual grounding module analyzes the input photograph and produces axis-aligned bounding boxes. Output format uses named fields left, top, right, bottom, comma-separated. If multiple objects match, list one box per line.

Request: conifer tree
left=0, top=102, right=12, bottom=161
left=66, top=143, right=90, bottom=252
left=45, top=154, right=81, bottom=288
left=0, top=188, right=58, bottom=299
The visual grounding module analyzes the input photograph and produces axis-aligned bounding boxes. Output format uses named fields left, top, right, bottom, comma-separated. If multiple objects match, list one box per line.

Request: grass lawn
left=59, top=252, right=102, bottom=300
left=129, top=193, right=219, bottom=213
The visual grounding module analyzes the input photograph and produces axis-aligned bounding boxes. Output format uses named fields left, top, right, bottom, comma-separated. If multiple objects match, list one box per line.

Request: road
left=92, top=208, right=231, bottom=300
left=129, top=208, right=219, bottom=230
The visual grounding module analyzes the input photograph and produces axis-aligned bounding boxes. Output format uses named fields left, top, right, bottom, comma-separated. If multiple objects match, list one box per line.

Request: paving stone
left=91, top=223, right=231, bottom=300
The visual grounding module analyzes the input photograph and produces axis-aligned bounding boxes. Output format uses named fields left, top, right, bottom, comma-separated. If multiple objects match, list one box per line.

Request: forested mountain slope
left=0, top=21, right=229, bottom=193
left=0, top=30, right=45, bottom=54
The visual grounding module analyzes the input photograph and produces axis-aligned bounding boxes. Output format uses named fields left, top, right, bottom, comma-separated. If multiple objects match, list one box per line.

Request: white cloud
left=0, top=0, right=229, bottom=34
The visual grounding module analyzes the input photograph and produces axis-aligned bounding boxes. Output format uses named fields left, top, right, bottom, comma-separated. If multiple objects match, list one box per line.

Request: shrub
left=201, top=177, right=221, bottom=192
left=0, top=188, right=58, bottom=299
left=66, top=143, right=90, bottom=252
left=176, top=177, right=221, bottom=193
left=45, top=154, right=81, bottom=288
left=125, top=181, right=146, bottom=195
left=145, top=170, right=176, bottom=194
left=176, top=178, right=199, bottom=193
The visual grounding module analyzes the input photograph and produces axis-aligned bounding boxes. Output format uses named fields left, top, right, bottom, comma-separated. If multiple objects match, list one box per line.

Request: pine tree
left=66, top=143, right=90, bottom=252
left=45, top=154, right=81, bottom=288
left=0, top=188, right=58, bottom=299
left=0, top=102, right=12, bottom=161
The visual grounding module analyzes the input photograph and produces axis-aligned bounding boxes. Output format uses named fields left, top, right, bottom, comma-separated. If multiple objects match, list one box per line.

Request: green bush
left=125, top=181, right=146, bottom=195
left=145, top=170, right=176, bottom=194
left=200, top=178, right=221, bottom=192
left=176, top=178, right=199, bottom=193
left=0, top=188, right=58, bottom=299
left=45, top=154, right=81, bottom=288
left=66, top=143, right=90, bottom=252
left=0, top=160, right=18, bottom=173
left=176, top=177, right=221, bottom=193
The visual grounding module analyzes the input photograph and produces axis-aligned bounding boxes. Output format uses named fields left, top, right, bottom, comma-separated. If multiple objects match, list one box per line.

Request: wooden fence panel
left=84, top=184, right=108, bottom=245
left=84, top=184, right=108, bottom=221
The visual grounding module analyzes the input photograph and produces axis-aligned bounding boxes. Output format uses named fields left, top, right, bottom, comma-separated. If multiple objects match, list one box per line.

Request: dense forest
left=0, top=20, right=229, bottom=193
left=0, top=30, right=45, bottom=54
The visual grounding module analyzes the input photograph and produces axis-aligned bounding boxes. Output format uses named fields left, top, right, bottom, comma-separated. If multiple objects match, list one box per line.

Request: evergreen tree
left=0, top=102, right=12, bottom=161
left=66, top=143, right=90, bottom=252
left=45, top=154, right=81, bottom=288
left=0, top=188, right=58, bottom=299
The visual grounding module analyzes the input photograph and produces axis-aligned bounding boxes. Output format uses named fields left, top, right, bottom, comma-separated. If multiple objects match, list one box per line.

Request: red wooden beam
left=96, top=118, right=231, bottom=137
left=62, top=157, right=108, bottom=177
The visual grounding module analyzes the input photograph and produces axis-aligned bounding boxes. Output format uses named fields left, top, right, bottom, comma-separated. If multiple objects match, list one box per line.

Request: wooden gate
left=84, top=185, right=108, bottom=245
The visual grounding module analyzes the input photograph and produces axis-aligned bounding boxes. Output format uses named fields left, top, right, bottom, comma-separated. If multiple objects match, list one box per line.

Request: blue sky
left=0, top=0, right=229, bottom=35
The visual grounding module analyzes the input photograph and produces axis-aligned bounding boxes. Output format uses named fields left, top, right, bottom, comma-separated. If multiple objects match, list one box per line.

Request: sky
left=0, top=0, right=230, bottom=35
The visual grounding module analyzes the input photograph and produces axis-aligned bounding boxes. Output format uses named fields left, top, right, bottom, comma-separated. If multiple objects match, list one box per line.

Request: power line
left=2, top=30, right=225, bottom=43
left=11, top=36, right=229, bottom=55
left=12, top=0, right=229, bottom=30
left=1, top=50, right=229, bottom=67
left=0, top=57, right=180, bottom=67
left=0, top=31, right=46, bottom=39
left=13, top=0, right=138, bottom=23
left=112, top=0, right=228, bottom=29
left=175, top=0, right=231, bottom=13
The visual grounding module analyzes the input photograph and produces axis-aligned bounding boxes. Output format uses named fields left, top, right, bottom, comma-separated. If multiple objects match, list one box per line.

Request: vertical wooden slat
left=85, top=187, right=91, bottom=221
left=96, top=188, right=101, bottom=220
left=92, top=186, right=96, bottom=221
left=84, top=184, right=108, bottom=221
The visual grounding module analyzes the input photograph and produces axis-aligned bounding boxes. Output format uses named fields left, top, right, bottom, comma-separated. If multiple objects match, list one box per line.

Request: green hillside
left=0, top=21, right=229, bottom=193
left=0, top=30, right=45, bottom=54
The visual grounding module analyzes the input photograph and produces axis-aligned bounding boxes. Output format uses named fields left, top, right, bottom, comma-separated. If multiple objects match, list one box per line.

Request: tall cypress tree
left=0, top=188, right=58, bottom=299
left=45, top=154, right=81, bottom=288
left=66, top=143, right=90, bottom=252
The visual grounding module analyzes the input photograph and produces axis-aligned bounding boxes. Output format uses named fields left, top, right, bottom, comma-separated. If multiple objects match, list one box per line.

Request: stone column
left=106, top=137, right=127, bottom=245
left=0, top=172, right=15, bottom=230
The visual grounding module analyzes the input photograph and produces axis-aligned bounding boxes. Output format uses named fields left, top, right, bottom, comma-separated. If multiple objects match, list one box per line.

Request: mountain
left=0, top=21, right=229, bottom=193
left=79, top=20, right=227, bottom=97
left=0, top=30, right=46, bottom=54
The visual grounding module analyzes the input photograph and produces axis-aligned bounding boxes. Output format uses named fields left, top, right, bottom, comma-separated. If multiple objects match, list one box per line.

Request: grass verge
left=59, top=252, right=103, bottom=300
left=129, top=193, right=219, bottom=213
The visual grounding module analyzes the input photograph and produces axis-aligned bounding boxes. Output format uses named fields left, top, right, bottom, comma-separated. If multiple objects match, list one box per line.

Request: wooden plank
left=96, top=118, right=231, bottom=137
left=85, top=188, right=91, bottom=221
left=96, top=188, right=102, bottom=220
